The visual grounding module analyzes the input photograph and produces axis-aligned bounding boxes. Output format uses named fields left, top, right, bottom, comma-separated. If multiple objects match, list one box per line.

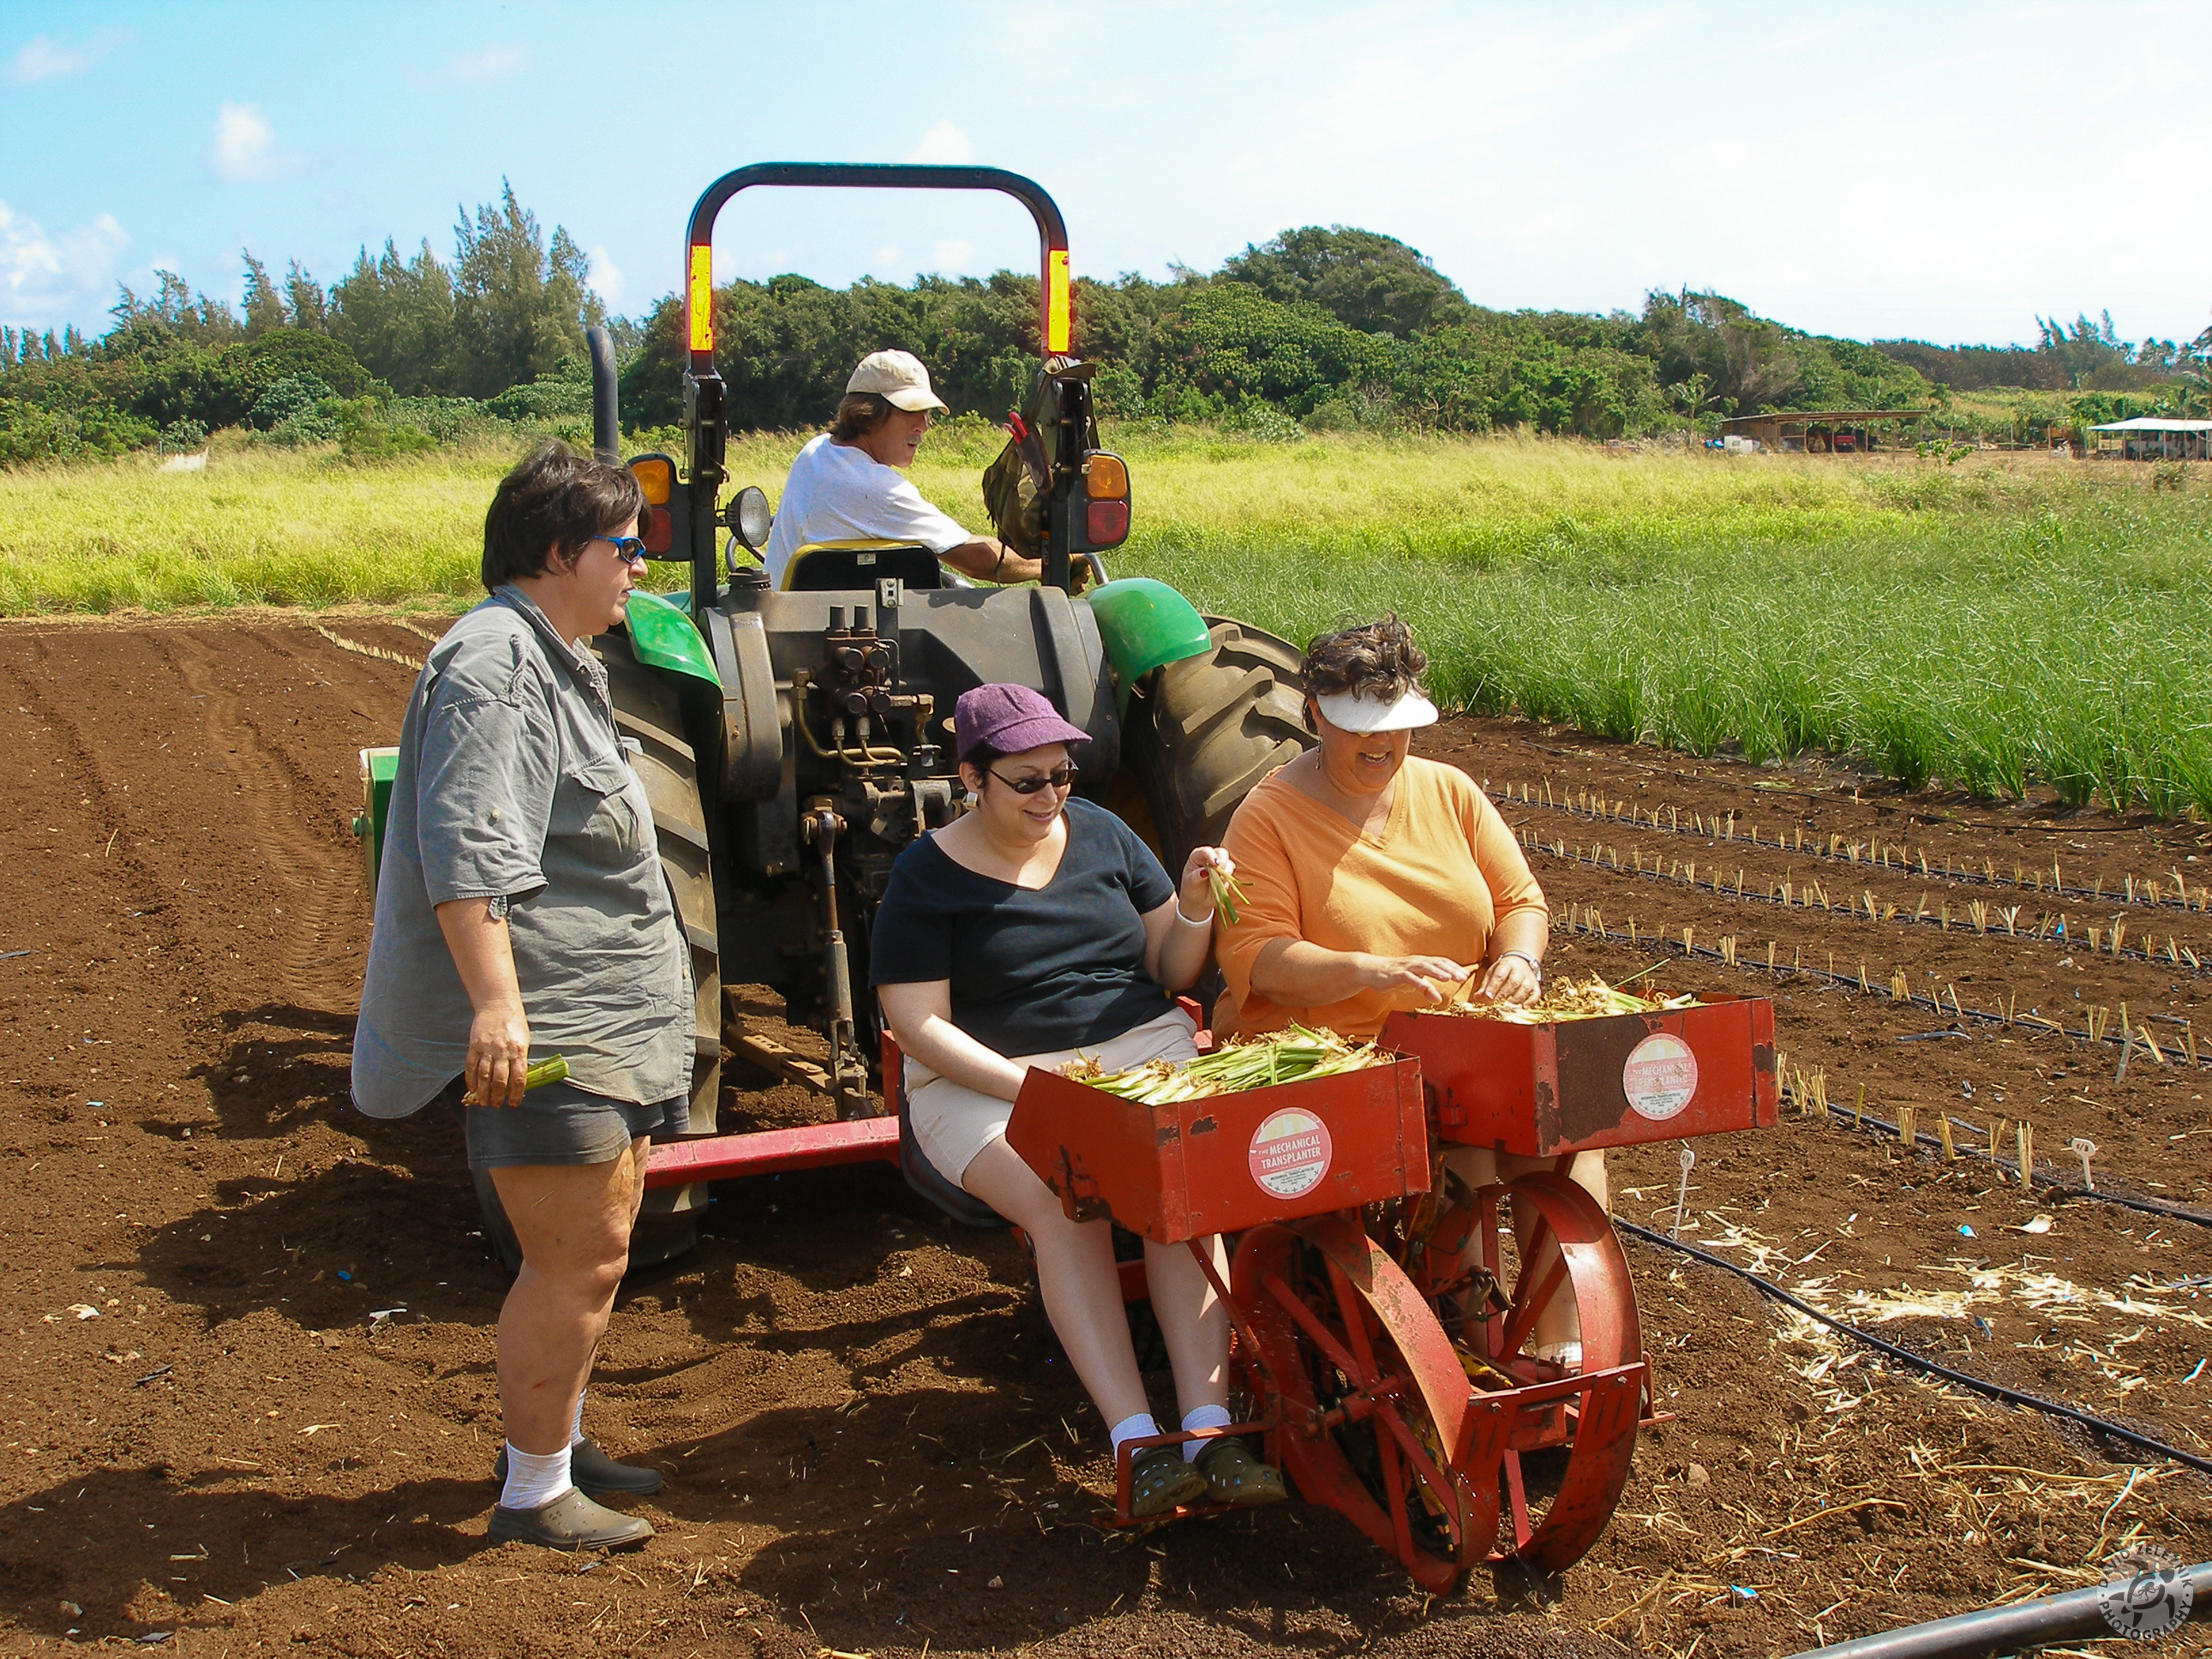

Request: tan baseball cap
left=846, top=349, right=949, bottom=413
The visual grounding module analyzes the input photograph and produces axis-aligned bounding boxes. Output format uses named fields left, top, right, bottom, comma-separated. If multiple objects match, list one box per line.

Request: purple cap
left=953, top=683, right=1090, bottom=762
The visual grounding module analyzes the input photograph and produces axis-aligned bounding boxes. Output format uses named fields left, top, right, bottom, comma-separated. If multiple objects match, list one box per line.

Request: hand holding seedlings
left=460, top=1054, right=569, bottom=1108
left=1177, top=845, right=1242, bottom=924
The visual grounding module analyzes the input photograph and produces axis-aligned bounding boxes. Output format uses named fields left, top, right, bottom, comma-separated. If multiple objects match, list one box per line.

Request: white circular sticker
left=1248, top=1109, right=1333, bottom=1199
left=1623, top=1033, right=1699, bottom=1121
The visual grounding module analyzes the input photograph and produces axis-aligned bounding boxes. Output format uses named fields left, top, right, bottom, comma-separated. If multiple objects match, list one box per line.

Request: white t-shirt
left=763, top=433, right=970, bottom=586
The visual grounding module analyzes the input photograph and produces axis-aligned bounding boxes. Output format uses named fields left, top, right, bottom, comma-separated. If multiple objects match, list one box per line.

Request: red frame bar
left=642, top=1117, right=898, bottom=1188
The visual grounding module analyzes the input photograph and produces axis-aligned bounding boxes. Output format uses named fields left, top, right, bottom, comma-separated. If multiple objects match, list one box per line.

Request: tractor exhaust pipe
left=1785, top=1559, right=2209, bottom=1659
left=586, top=325, right=620, bottom=464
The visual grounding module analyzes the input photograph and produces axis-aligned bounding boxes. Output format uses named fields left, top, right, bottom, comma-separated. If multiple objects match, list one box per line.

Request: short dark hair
left=958, top=742, right=1006, bottom=789
left=1300, top=614, right=1429, bottom=704
left=829, top=392, right=896, bottom=443
left=481, top=441, right=644, bottom=590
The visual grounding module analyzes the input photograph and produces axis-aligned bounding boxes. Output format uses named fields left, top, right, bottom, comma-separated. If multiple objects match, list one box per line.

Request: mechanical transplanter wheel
left=1399, top=1171, right=1645, bottom=1572
left=1232, top=1213, right=1478, bottom=1594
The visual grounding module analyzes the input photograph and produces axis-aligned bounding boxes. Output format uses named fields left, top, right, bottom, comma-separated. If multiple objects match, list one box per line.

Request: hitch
left=800, top=800, right=876, bottom=1120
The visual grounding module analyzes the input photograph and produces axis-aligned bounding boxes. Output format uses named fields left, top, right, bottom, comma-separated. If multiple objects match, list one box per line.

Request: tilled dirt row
left=0, top=620, right=2205, bottom=1659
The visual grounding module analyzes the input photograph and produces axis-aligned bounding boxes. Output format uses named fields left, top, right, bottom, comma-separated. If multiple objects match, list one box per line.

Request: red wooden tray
left=1381, top=993, right=1777, bottom=1156
left=1005, top=1057, right=1430, bottom=1244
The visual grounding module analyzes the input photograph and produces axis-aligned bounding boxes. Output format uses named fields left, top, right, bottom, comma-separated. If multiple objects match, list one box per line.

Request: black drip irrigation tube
left=1551, top=905, right=2209, bottom=1070
left=1486, top=784, right=2207, bottom=917
left=1616, top=1216, right=2212, bottom=1477
left=1799, top=1090, right=2212, bottom=1230
left=1519, top=830, right=2210, bottom=980
left=1782, top=1560, right=2212, bottom=1658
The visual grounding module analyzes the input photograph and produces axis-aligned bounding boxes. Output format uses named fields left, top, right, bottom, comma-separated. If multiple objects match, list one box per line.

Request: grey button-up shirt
left=351, top=586, right=692, bottom=1117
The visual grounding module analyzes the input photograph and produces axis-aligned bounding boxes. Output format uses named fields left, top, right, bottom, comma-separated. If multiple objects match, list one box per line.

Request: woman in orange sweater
left=1215, top=614, right=1601, bottom=1367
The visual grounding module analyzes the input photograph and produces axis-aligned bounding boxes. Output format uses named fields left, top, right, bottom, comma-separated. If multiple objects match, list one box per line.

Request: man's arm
left=940, top=536, right=1043, bottom=585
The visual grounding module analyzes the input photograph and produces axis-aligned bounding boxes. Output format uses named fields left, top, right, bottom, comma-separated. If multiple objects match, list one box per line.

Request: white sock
left=501, top=1441, right=573, bottom=1512
left=1180, top=1404, right=1232, bottom=1462
left=1107, top=1411, right=1160, bottom=1462
left=569, top=1390, right=586, bottom=1449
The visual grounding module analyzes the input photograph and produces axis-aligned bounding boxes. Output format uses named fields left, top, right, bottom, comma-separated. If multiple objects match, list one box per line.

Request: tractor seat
left=782, top=539, right=945, bottom=593
left=880, top=1031, right=1005, bottom=1230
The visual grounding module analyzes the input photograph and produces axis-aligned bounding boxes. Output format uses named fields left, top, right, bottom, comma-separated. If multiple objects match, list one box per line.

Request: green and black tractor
left=361, top=164, right=1310, bottom=1262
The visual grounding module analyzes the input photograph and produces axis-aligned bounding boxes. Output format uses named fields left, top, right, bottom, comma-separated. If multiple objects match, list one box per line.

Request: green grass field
left=3, top=426, right=2208, bottom=814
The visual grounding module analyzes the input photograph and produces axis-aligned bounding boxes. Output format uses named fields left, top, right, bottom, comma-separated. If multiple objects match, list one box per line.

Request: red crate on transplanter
left=1381, top=992, right=1777, bottom=1156
left=1004, top=1057, right=1429, bottom=1243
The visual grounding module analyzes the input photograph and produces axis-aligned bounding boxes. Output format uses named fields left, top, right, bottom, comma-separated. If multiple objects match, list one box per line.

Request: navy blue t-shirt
left=869, top=798, right=1178, bottom=1056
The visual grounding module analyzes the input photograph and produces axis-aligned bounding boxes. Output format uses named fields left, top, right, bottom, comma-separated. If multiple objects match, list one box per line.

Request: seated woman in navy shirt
left=872, top=683, right=1286, bottom=1518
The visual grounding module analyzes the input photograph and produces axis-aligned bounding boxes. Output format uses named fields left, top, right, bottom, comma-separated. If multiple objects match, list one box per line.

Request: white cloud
left=586, top=244, right=624, bottom=307
left=931, top=240, right=974, bottom=272
left=908, top=119, right=974, bottom=165
left=873, top=243, right=902, bottom=268
left=209, top=101, right=302, bottom=183
left=447, top=43, right=527, bottom=82
left=4, top=28, right=132, bottom=86
left=0, top=199, right=127, bottom=323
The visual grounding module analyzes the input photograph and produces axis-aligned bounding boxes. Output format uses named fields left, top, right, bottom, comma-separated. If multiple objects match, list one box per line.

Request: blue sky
left=3, top=1, right=2206, bottom=349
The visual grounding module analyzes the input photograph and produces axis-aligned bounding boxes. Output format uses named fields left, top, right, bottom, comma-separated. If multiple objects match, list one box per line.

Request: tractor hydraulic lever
left=801, top=800, right=875, bottom=1120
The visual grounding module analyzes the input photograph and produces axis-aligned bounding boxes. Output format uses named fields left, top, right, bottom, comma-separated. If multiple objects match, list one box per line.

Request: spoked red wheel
left=1232, top=1213, right=1478, bottom=1594
left=1403, top=1171, right=1644, bottom=1572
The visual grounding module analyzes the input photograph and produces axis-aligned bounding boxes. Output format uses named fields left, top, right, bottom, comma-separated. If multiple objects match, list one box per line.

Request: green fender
left=1084, top=578, right=1210, bottom=712
left=624, top=588, right=720, bottom=690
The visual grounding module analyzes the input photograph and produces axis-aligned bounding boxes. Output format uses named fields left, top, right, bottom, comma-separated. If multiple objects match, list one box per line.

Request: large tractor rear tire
left=472, top=629, right=721, bottom=1277
left=1120, top=618, right=1310, bottom=877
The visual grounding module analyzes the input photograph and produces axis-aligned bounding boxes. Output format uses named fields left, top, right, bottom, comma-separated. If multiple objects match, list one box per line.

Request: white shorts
left=905, top=1006, right=1201, bottom=1189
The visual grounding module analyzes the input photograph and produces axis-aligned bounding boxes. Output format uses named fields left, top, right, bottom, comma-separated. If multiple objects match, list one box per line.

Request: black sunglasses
left=987, top=763, right=1078, bottom=794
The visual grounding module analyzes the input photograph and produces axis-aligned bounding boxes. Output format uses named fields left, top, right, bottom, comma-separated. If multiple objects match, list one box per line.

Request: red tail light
left=1085, top=500, right=1130, bottom=546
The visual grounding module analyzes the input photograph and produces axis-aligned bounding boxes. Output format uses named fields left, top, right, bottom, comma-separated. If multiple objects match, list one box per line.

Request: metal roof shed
left=1717, top=410, right=1931, bottom=455
left=2089, top=417, right=2210, bottom=460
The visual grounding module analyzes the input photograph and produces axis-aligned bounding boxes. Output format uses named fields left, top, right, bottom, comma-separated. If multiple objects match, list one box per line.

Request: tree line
left=3, top=183, right=2206, bottom=466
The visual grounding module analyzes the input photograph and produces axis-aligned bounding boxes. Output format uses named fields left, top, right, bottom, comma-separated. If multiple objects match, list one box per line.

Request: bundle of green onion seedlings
left=1442, top=973, right=1698, bottom=1025
left=1064, top=1025, right=1384, bottom=1105
left=1206, top=865, right=1252, bottom=925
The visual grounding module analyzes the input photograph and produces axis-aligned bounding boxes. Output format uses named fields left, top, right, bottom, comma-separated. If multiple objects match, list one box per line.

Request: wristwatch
left=1496, top=949, right=1542, bottom=981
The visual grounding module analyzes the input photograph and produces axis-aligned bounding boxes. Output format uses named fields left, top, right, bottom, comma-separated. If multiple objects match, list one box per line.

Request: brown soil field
left=1, top=615, right=2206, bottom=1659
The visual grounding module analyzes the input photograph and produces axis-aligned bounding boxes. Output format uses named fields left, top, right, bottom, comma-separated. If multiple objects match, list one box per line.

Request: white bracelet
left=1174, top=901, right=1215, bottom=927
left=1496, top=949, right=1542, bottom=979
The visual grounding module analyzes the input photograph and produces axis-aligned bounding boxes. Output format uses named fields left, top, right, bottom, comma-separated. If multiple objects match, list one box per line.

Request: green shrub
left=249, top=374, right=338, bottom=431
left=1220, top=399, right=1306, bottom=443
left=159, top=418, right=209, bottom=454
left=0, top=399, right=158, bottom=464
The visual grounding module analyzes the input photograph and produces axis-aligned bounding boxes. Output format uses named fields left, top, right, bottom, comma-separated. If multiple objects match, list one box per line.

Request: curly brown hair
left=1298, top=614, right=1429, bottom=705
left=829, top=392, right=897, bottom=442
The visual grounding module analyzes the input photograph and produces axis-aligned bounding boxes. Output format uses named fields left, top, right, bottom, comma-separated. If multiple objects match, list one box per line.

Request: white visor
left=1315, top=688, right=1439, bottom=734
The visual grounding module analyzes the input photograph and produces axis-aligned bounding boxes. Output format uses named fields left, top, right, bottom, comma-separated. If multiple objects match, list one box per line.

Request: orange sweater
left=1214, top=757, right=1546, bottom=1040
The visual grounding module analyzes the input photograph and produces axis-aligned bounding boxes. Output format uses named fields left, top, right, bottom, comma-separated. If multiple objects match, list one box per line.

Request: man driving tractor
left=762, top=349, right=1044, bottom=589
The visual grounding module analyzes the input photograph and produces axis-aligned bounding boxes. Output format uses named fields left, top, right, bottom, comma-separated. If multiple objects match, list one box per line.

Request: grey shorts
left=459, top=1078, right=688, bottom=1171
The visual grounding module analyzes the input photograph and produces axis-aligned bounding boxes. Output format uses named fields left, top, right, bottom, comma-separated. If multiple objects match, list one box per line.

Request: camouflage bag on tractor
left=357, top=164, right=1310, bottom=1268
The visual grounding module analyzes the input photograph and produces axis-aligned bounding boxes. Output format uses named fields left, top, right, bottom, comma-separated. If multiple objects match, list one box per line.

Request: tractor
left=360, top=164, right=1310, bottom=1262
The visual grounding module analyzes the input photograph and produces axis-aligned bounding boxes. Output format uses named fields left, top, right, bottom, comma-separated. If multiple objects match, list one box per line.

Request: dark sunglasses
left=590, top=534, right=648, bottom=566
left=987, top=763, right=1078, bottom=794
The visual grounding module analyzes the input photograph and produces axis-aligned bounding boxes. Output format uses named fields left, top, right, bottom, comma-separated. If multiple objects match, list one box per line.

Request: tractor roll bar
left=676, top=163, right=1073, bottom=614
left=682, top=163, right=1071, bottom=373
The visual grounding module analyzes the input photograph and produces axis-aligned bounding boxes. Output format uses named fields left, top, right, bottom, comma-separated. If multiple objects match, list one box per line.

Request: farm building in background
left=2089, top=416, right=2209, bottom=460
left=1718, top=409, right=1933, bottom=454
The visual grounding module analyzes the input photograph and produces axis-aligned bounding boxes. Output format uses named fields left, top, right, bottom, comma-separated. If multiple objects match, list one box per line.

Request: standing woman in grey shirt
left=352, top=442, right=691, bottom=1551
